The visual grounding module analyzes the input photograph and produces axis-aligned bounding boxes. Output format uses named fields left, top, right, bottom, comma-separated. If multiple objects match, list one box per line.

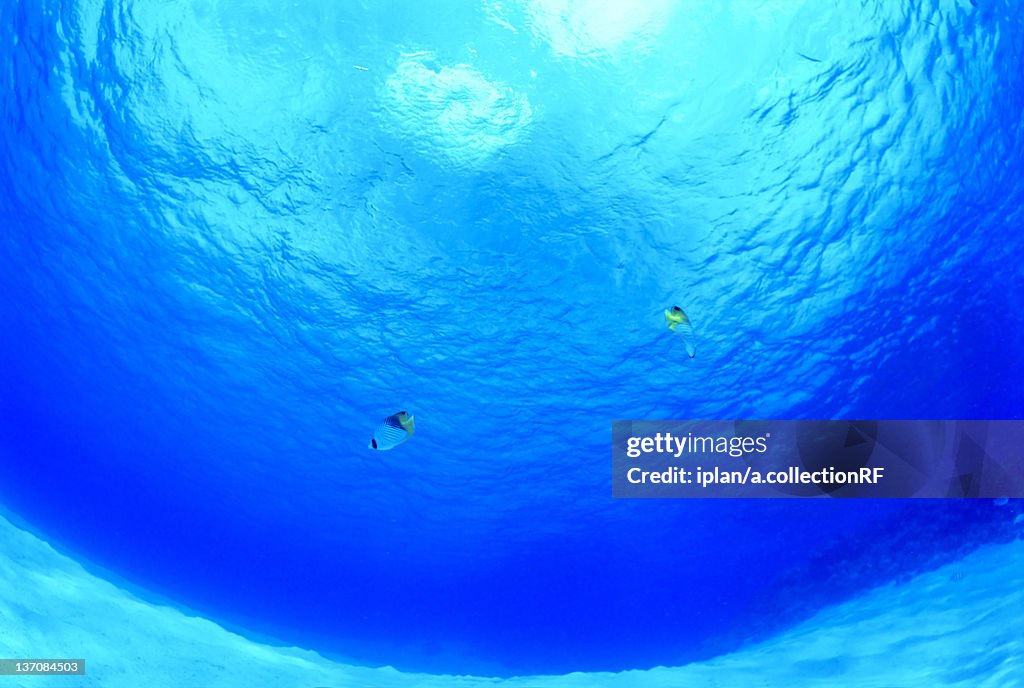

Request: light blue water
left=1, top=0, right=1023, bottom=678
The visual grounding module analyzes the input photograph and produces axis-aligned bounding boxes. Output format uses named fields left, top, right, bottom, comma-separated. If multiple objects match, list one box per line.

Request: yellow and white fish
left=369, top=411, right=415, bottom=450
left=665, top=306, right=696, bottom=358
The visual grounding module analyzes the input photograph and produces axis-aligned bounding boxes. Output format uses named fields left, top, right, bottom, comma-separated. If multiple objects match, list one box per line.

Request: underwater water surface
left=1, top=0, right=1023, bottom=679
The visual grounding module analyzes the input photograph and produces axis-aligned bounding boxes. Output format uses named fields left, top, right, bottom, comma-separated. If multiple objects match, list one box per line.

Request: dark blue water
left=2, top=0, right=1023, bottom=677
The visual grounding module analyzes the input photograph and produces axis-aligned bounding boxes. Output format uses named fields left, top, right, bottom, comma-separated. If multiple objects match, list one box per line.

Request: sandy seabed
left=1, top=512, right=1021, bottom=688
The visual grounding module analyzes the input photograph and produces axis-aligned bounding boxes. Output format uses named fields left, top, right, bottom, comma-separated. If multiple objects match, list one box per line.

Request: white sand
left=1, top=512, right=1021, bottom=688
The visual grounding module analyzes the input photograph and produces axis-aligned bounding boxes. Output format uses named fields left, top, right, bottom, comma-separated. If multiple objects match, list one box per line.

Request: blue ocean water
left=1, top=0, right=1023, bottom=679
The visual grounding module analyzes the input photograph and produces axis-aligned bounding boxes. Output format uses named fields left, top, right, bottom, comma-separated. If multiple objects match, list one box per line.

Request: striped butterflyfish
left=665, top=306, right=696, bottom=358
left=369, top=411, right=415, bottom=450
